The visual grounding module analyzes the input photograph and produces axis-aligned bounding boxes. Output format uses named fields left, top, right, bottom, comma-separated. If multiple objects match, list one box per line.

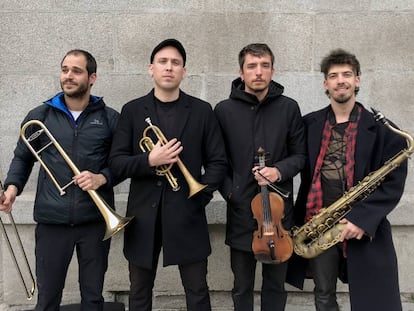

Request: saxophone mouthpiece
left=371, top=107, right=387, bottom=124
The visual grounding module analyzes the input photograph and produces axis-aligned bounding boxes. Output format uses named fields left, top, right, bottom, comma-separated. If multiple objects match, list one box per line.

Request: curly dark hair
left=320, top=49, right=361, bottom=95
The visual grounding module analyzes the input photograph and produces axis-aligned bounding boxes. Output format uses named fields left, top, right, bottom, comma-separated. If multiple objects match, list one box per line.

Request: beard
left=61, top=80, right=89, bottom=98
left=331, top=92, right=353, bottom=104
left=329, top=86, right=355, bottom=104
left=245, top=82, right=269, bottom=96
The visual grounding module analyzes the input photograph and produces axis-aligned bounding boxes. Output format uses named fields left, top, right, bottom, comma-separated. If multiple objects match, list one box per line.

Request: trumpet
left=20, top=120, right=133, bottom=241
left=0, top=180, right=36, bottom=300
left=139, top=117, right=207, bottom=198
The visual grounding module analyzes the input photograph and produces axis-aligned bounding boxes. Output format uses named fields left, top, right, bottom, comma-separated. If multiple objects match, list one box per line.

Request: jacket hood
left=44, top=92, right=104, bottom=116
left=229, top=77, right=285, bottom=106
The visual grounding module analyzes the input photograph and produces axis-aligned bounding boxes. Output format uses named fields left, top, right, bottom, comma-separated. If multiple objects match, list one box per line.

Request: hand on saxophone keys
left=339, top=218, right=365, bottom=241
left=148, top=138, right=183, bottom=167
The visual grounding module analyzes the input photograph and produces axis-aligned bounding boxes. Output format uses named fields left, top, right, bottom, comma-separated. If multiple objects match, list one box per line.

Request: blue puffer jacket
left=5, top=93, right=119, bottom=225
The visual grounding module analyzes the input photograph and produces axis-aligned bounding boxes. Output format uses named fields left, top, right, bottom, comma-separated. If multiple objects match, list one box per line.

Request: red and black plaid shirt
left=305, top=105, right=362, bottom=221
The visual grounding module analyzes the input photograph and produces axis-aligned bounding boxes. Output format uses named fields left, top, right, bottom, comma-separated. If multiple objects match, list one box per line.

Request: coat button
left=152, top=203, right=157, bottom=208
left=156, top=181, right=162, bottom=186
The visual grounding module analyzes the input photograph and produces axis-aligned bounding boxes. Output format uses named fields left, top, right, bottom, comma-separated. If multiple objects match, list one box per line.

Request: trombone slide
left=0, top=181, right=36, bottom=300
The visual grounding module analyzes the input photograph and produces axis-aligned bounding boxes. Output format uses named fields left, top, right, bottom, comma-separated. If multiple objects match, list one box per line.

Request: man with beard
left=214, top=43, right=306, bottom=311
left=0, top=50, right=120, bottom=310
left=294, top=49, right=407, bottom=310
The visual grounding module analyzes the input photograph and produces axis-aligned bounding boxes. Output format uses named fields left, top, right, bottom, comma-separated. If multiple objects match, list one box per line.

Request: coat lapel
left=307, top=110, right=327, bottom=175
left=354, top=108, right=377, bottom=182
left=141, top=90, right=190, bottom=141
left=172, top=91, right=191, bottom=140
left=141, top=91, right=159, bottom=127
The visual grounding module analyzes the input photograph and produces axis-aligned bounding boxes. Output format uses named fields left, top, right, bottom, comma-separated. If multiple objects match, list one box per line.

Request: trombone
left=0, top=180, right=36, bottom=300
left=139, top=117, right=207, bottom=198
left=20, top=120, right=133, bottom=241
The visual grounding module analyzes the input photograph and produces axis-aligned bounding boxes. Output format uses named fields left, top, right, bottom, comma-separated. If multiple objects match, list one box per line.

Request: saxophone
left=292, top=108, right=414, bottom=259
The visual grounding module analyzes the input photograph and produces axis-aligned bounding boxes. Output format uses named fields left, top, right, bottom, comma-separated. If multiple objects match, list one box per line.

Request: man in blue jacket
left=0, top=50, right=119, bottom=311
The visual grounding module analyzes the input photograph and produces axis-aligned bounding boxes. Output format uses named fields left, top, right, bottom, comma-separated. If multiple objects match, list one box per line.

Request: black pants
left=128, top=259, right=211, bottom=311
left=34, top=223, right=110, bottom=311
left=230, top=248, right=288, bottom=311
left=308, top=245, right=341, bottom=311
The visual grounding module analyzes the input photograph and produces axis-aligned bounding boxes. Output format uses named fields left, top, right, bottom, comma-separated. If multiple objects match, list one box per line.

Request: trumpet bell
left=182, top=167, right=207, bottom=198
left=188, top=183, right=207, bottom=199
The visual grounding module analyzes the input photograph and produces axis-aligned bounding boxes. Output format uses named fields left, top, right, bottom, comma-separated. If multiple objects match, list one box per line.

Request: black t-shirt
left=154, top=96, right=179, bottom=139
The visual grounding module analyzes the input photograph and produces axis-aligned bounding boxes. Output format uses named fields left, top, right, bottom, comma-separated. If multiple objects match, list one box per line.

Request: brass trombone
left=0, top=180, right=36, bottom=300
left=20, top=120, right=133, bottom=241
left=139, top=117, right=207, bottom=198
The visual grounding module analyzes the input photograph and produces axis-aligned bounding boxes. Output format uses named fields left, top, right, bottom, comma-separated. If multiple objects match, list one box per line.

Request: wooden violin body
left=251, top=148, right=293, bottom=264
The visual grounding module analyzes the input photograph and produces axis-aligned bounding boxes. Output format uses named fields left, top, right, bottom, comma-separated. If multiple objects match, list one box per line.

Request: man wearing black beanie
left=109, top=39, right=227, bottom=311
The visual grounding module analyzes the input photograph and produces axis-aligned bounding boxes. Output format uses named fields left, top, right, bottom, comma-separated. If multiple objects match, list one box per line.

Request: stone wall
left=0, top=1, right=413, bottom=309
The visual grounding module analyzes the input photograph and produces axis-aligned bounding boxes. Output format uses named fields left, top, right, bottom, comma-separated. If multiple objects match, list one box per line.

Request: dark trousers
left=308, top=245, right=341, bottom=311
left=230, top=248, right=288, bottom=311
left=128, top=259, right=211, bottom=311
left=34, top=222, right=110, bottom=311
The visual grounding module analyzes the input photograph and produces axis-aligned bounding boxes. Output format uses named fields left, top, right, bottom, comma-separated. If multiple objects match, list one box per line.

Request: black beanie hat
left=150, top=38, right=186, bottom=66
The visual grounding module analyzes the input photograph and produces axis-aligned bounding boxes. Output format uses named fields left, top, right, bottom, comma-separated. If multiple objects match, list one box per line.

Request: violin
left=251, top=147, right=293, bottom=264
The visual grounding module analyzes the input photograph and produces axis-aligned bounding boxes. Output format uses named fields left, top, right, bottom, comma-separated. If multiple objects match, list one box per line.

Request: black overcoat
left=294, top=103, right=408, bottom=311
left=214, top=78, right=306, bottom=252
left=109, top=90, right=227, bottom=268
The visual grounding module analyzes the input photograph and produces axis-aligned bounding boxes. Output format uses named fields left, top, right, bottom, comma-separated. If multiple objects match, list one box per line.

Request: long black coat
left=109, top=90, right=227, bottom=268
left=294, top=104, right=408, bottom=311
left=214, top=78, right=306, bottom=251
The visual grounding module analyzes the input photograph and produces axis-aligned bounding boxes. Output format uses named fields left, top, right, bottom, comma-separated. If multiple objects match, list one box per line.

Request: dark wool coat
left=108, top=90, right=227, bottom=268
left=214, top=78, right=306, bottom=252
left=294, top=103, right=407, bottom=311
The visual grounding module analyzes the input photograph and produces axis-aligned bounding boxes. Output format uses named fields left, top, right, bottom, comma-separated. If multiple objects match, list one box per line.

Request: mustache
left=62, top=79, right=77, bottom=85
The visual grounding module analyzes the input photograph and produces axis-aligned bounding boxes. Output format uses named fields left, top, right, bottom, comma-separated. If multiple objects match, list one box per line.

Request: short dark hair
left=238, top=43, right=274, bottom=69
left=320, top=49, right=361, bottom=95
left=61, top=49, right=97, bottom=76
